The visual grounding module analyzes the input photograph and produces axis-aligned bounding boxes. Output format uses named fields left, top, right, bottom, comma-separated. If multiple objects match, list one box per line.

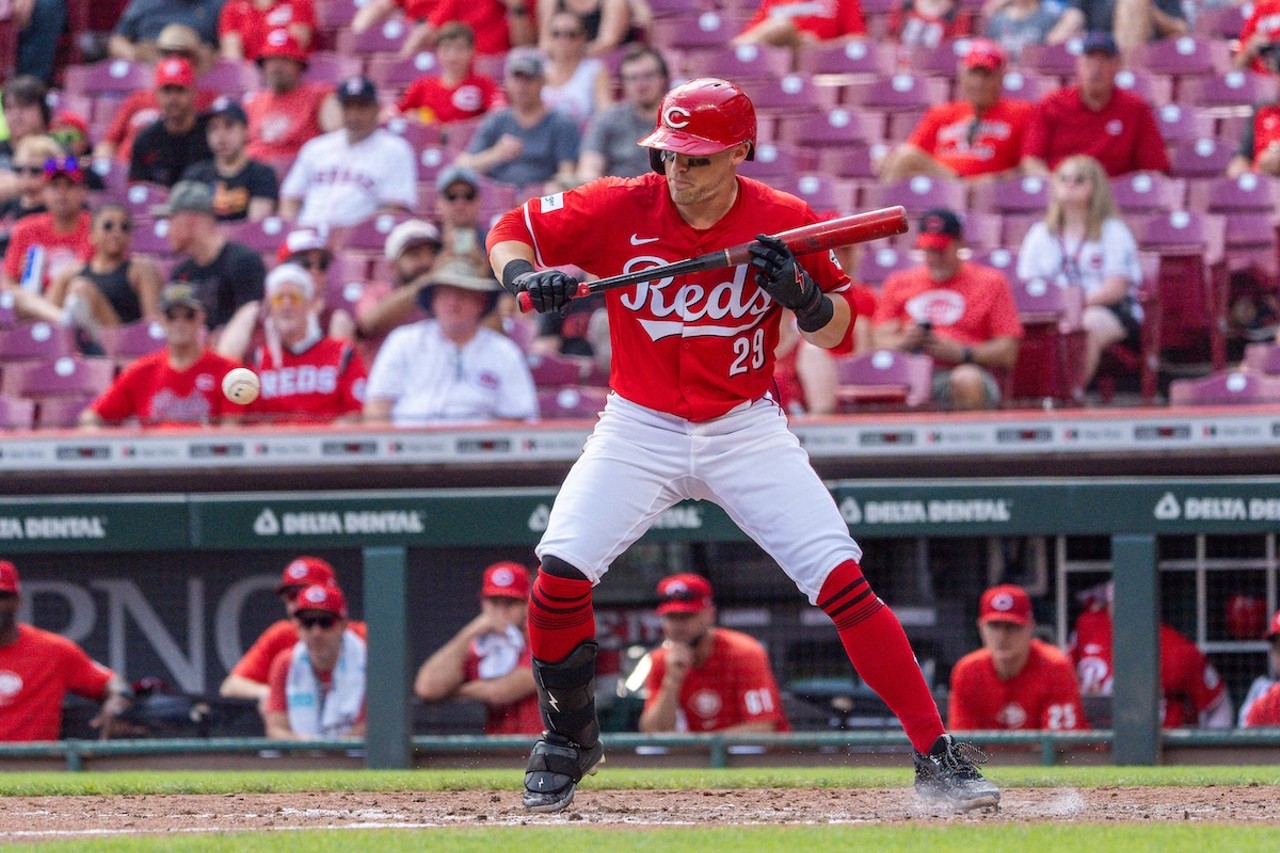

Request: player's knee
left=540, top=555, right=589, bottom=581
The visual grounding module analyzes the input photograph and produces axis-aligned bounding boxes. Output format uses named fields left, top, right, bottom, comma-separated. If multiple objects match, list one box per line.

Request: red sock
left=527, top=571, right=595, bottom=663
left=818, top=560, right=945, bottom=753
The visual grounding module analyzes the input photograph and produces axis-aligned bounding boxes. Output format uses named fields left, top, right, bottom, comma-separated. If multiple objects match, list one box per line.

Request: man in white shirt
left=364, top=256, right=537, bottom=426
left=280, top=76, right=417, bottom=228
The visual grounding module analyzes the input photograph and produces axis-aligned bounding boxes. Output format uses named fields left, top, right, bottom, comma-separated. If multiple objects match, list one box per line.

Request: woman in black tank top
left=542, top=0, right=642, bottom=56
left=46, top=203, right=163, bottom=342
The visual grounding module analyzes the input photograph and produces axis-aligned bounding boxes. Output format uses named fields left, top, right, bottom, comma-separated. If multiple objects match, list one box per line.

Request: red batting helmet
left=638, top=77, right=756, bottom=174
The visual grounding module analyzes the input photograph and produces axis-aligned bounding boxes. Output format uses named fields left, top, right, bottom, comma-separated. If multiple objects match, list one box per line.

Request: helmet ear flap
left=648, top=147, right=665, bottom=174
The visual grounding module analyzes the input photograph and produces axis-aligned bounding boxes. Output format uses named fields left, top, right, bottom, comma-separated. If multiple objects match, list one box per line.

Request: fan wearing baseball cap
left=638, top=574, right=790, bottom=734
left=180, top=97, right=280, bottom=223
left=262, top=583, right=367, bottom=738
left=129, top=58, right=215, bottom=188
left=872, top=208, right=1023, bottom=409
left=1239, top=608, right=1280, bottom=727
left=352, top=219, right=444, bottom=365
left=0, top=560, right=136, bottom=741
left=881, top=40, right=1033, bottom=182
left=947, top=585, right=1088, bottom=732
left=220, top=556, right=368, bottom=702
left=414, top=562, right=542, bottom=735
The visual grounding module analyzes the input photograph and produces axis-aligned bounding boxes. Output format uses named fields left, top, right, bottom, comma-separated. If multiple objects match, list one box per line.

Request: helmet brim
left=637, top=125, right=733, bottom=156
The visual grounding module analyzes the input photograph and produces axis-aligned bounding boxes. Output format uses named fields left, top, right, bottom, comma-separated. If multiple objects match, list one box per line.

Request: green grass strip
left=0, top=765, right=1276, bottom=798
left=14, top=824, right=1280, bottom=853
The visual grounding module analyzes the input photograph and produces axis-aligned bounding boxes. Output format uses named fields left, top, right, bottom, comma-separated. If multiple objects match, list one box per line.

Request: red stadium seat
left=855, top=245, right=915, bottom=287
left=776, top=174, right=857, bottom=216
left=0, top=323, right=75, bottom=362
left=1152, top=103, right=1215, bottom=144
left=34, top=395, right=96, bottom=429
left=1167, top=138, right=1236, bottom=179
left=1095, top=253, right=1162, bottom=404
left=1000, top=70, right=1048, bottom=102
left=63, top=59, right=153, bottom=97
left=833, top=349, right=934, bottom=410
left=537, top=385, right=609, bottom=419
left=303, top=52, right=365, bottom=85
left=1168, top=370, right=1280, bottom=405
left=970, top=175, right=1051, bottom=216
left=527, top=352, right=590, bottom=388
left=228, top=215, right=293, bottom=254
left=367, top=51, right=442, bottom=91
left=1007, top=277, right=1087, bottom=407
left=1021, top=40, right=1081, bottom=79
left=794, top=39, right=893, bottom=86
left=684, top=44, right=791, bottom=83
left=1243, top=342, right=1280, bottom=374
left=1138, top=211, right=1229, bottom=370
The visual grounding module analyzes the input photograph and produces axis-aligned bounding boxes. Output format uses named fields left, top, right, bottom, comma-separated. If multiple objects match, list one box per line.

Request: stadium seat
left=906, top=39, right=969, bottom=78
left=863, top=175, right=967, bottom=216
left=1182, top=71, right=1279, bottom=118
left=1000, top=70, right=1048, bottom=102
left=63, top=59, right=153, bottom=98
left=968, top=247, right=1017, bottom=276
left=969, top=175, right=1050, bottom=216
left=1007, top=277, right=1088, bottom=407
left=34, top=395, right=95, bottom=429
left=98, top=320, right=167, bottom=366
left=814, top=145, right=878, bottom=180
left=738, top=143, right=803, bottom=181
left=367, top=51, right=442, bottom=91
left=1137, top=211, right=1228, bottom=371
left=685, top=44, right=791, bottom=83
left=0, top=323, right=75, bottom=362
left=745, top=73, right=833, bottom=116
left=1194, top=4, right=1248, bottom=40
left=0, top=394, right=35, bottom=430
left=855, top=245, right=915, bottom=287
left=1152, top=104, right=1215, bottom=144
left=338, top=212, right=419, bottom=252
left=228, top=216, right=293, bottom=254
left=336, top=18, right=411, bottom=55
left=537, top=385, right=609, bottom=419
left=527, top=352, right=590, bottom=388
left=1187, top=172, right=1280, bottom=213
left=197, top=60, right=261, bottom=96
left=1168, top=369, right=1280, bottom=405
left=0, top=290, right=17, bottom=330
left=302, top=52, right=365, bottom=86
left=1112, top=68, right=1173, bottom=105
left=1167, top=138, right=1236, bottom=179
left=1021, top=39, right=1081, bottom=79
left=776, top=174, right=857, bottom=216
left=833, top=349, right=934, bottom=410
left=0, top=355, right=114, bottom=398
left=1108, top=172, right=1186, bottom=215
left=129, top=218, right=175, bottom=256
left=847, top=73, right=948, bottom=113
left=794, top=39, right=893, bottom=86
left=1133, top=35, right=1227, bottom=80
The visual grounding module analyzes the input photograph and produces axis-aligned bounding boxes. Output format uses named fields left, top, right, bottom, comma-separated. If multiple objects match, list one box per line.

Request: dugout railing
left=5, top=477, right=1280, bottom=769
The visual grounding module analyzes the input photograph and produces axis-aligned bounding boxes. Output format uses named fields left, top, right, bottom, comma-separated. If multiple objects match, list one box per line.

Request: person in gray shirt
left=1046, top=0, right=1185, bottom=54
left=578, top=45, right=670, bottom=181
left=984, top=0, right=1064, bottom=60
left=457, top=48, right=580, bottom=192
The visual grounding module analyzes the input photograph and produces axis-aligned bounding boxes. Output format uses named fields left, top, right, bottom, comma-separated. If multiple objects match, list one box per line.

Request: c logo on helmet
left=663, top=106, right=691, bottom=129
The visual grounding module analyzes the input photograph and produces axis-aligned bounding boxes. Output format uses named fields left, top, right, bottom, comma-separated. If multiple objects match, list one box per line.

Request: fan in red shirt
left=883, top=39, right=1032, bottom=182
left=414, top=562, right=542, bottom=735
left=0, top=560, right=134, bottom=742
left=1021, top=31, right=1169, bottom=178
left=873, top=208, right=1023, bottom=410
left=80, top=283, right=249, bottom=428
left=220, top=556, right=368, bottom=702
left=948, top=584, right=1088, bottom=732
left=244, top=30, right=339, bottom=164
left=219, top=0, right=317, bottom=62
left=216, top=263, right=367, bottom=424
left=639, top=574, right=790, bottom=733
left=3, top=158, right=92, bottom=296
left=889, top=0, right=970, bottom=49
left=487, top=77, right=999, bottom=813
left=1235, top=2, right=1280, bottom=76
left=352, top=0, right=439, bottom=36
left=1226, top=101, right=1280, bottom=179
left=402, top=0, right=534, bottom=58
left=733, top=0, right=866, bottom=47
left=1069, top=582, right=1233, bottom=728
left=395, top=22, right=504, bottom=125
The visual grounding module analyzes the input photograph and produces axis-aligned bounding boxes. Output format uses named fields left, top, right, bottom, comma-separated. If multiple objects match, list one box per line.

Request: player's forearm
left=220, top=673, right=270, bottom=700
left=717, top=720, right=779, bottom=734
left=638, top=686, right=682, bottom=732
left=489, top=240, right=536, bottom=285
left=263, top=711, right=300, bottom=739
left=414, top=632, right=476, bottom=700
left=799, top=292, right=850, bottom=349
left=456, top=669, right=536, bottom=706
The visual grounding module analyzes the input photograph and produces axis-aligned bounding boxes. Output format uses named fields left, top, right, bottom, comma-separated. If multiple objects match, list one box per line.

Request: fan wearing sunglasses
left=221, top=556, right=369, bottom=702
left=0, top=135, right=57, bottom=230
left=263, top=583, right=367, bottom=740
left=45, top=203, right=164, bottom=348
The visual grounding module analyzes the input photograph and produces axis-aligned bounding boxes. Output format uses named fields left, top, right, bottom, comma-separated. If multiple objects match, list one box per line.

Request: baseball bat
left=515, top=206, right=909, bottom=313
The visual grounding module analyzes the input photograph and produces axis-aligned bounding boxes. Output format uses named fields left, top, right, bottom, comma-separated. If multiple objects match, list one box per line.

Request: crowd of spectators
left=0, top=0, right=1276, bottom=430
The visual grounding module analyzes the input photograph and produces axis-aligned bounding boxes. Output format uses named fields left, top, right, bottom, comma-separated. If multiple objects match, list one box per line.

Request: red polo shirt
left=909, top=98, right=1033, bottom=178
left=1022, top=85, right=1170, bottom=177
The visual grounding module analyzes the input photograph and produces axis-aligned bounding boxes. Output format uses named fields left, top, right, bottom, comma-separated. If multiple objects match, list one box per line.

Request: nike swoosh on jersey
left=630, top=234, right=660, bottom=245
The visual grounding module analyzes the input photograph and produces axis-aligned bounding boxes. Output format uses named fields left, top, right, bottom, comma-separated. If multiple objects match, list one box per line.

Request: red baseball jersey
left=3, top=211, right=92, bottom=288
left=948, top=638, right=1089, bottom=731
left=231, top=618, right=369, bottom=683
left=249, top=337, right=367, bottom=423
left=245, top=83, right=333, bottom=162
left=742, top=0, right=866, bottom=41
left=908, top=98, right=1034, bottom=178
left=874, top=262, right=1024, bottom=359
left=644, top=628, right=790, bottom=732
left=890, top=3, right=970, bottom=49
left=90, top=349, right=248, bottom=426
left=487, top=173, right=854, bottom=422
left=219, top=0, right=317, bottom=61
left=462, top=631, right=543, bottom=735
left=1239, top=0, right=1280, bottom=75
left=0, top=624, right=114, bottom=742
left=397, top=73, right=504, bottom=124
left=1022, top=85, right=1170, bottom=177
left=1070, top=607, right=1227, bottom=728
left=1244, top=681, right=1280, bottom=727
left=428, top=0, right=525, bottom=55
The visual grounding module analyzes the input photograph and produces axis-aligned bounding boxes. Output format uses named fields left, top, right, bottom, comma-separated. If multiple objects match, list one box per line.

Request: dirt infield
left=1, top=785, right=1277, bottom=839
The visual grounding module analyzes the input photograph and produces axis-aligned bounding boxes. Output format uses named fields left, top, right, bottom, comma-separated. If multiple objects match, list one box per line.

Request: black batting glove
left=748, top=233, right=834, bottom=332
left=502, top=260, right=578, bottom=314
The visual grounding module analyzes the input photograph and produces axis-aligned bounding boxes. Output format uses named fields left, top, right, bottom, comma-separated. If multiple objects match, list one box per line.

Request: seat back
left=969, top=175, right=1050, bottom=215
left=834, top=349, right=934, bottom=408
left=1169, top=370, right=1280, bottom=405
left=1109, top=172, right=1185, bottom=216
left=0, top=395, right=35, bottom=430
left=0, top=355, right=115, bottom=398
left=63, top=59, right=153, bottom=97
left=527, top=352, right=590, bottom=388
left=366, top=51, right=441, bottom=90
left=686, top=44, right=791, bottom=83
left=336, top=18, right=411, bottom=55
left=863, top=175, right=967, bottom=215
left=1008, top=278, right=1087, bottom=406
left=537, top=385, right=609, bottom=419
left=855, top=246, right=915, bottom=287
left=98, top=320, right=167, bottom=362
left=1167, top=138, right=1236, bottom=179
left=0, top=323, right=75, bottom=362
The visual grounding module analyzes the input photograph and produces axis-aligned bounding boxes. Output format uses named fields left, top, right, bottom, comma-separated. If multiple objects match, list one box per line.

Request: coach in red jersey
left=948, top=584, right=1088, bottom=732
left=1021, top=31, right=1169, bottom=177
left=881, top=39, right=1032, bottom=182
left=639, top=574, right=790, bottom=734
left=0, top=560, right=135, bottom=741
left=80, top=283, right=248, bottom=428
left=487, top=76, right=999, bottom=813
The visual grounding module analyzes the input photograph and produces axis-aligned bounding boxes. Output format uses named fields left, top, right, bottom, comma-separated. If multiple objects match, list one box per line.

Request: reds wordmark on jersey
left=488, top=173, right=852, bottom=422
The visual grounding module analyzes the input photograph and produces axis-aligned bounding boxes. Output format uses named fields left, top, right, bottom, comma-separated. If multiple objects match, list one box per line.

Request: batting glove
left=748, top=234, right=834, bottom=332
left=501, top=260, right=579, bottom=314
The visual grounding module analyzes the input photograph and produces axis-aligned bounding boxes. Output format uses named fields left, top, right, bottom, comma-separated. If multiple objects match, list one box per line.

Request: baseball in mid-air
left=222, top=367, right=260, bottom=404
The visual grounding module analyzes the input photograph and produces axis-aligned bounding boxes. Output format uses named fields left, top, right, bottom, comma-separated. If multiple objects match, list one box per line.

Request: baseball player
left=948, top=585, right=1088, bottom=732
left=486, top=77, right=1000, bottom=813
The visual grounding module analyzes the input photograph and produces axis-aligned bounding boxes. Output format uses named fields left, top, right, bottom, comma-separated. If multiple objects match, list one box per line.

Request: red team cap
left=978, top=584, right=1033, bottom=626
left=258, top=28, right=310, bottom=66
left=656, top=573, right=713, bottom=615
left=275, top=556, right=336, bottom=594
left=915, top=208, right=964, bottom=251
left=963, top=39, right=1006, bottom=72
left=155, top=57, right=196, bottom=90
left=480, top=562, right=531, bottom=600
left=0, top=560, right=19, bottom=595
left=276, top=228, right=331, bottom=264
left=294, top=583, right=347, bottom=618
left=639, top=77, right=756, bottom=173
left=1269, top=608, right=1280, bottom=641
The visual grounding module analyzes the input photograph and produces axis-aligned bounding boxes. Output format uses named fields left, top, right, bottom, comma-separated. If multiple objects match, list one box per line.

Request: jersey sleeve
left=232, top=621, right=294, bottom=682
left=486, top=179, right=628, bottom=274
left=263, top=650, right=292, bottom=714
left=946, top=655, right=983, bottom=730
left=59, top=637, right=114, bottom=701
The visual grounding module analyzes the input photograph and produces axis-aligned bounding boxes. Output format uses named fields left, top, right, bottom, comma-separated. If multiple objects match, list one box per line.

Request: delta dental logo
left=253, top=508, right=425, bottom=536
left=0, top=515, right=108, bottom=539
left=839, top=498, right=1012, bottom=525
left=1153, top=492, right=1280, bottom=521
left=526, top=503, right=703, bottom=532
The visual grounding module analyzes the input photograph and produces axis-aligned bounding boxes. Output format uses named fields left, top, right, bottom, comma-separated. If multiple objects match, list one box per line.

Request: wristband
left=796, top=291, right=834, bottom=333
left=501, top=258, right=535, bottom=294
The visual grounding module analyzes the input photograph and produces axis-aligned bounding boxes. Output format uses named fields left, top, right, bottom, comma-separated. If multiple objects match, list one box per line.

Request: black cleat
left=522, top=732, right=604, bottom=813
left=913, top=734, right=1001, bottom=811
